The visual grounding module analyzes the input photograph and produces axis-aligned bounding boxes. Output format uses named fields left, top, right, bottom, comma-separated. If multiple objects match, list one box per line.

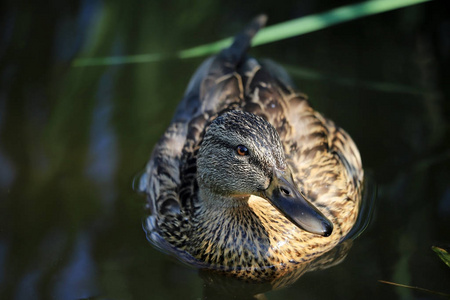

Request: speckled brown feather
left=140, top=15, right=363, bottom=281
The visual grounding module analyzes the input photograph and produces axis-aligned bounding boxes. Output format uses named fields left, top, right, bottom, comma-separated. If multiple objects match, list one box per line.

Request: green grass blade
left=379, top=280, right=450, bottom=298
left=177, top=38, right=233, bottom=59
left=432, top=246, right=450, bottom=268
left=251, top=0, right=431, bottom=46
left=72, top=53, right=167, bottom=66
left=73, top=0, right=431, bottom=67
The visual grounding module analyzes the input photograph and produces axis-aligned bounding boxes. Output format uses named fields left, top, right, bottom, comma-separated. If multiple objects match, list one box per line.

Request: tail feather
left=219, top=14, right=267, bottom=69
left=174, top=15, right=267, bottom=123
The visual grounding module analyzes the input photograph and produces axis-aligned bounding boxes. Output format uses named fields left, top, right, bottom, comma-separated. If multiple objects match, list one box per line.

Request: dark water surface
left=1, top=1, right=449, bottom=299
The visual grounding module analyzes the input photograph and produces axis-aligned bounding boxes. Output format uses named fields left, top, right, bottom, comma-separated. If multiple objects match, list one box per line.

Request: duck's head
left=197, top=110, right=333, bottom=237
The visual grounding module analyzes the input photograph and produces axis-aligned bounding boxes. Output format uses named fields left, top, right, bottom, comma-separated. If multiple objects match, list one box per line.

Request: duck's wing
left=237, top=56, right=364, bottom=238
left=240, top=59, right=363, bottom=188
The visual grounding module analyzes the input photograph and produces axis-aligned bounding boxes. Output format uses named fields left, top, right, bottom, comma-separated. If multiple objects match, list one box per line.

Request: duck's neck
left=188, top=189, right=271, bottom=268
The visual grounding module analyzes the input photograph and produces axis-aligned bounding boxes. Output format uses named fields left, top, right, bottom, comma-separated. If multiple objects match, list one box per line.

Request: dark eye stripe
left=236, top=145, right=249, bottom=156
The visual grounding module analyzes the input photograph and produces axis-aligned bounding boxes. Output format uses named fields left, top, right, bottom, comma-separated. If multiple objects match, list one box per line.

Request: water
left=1, top=1, right=449, bottom=299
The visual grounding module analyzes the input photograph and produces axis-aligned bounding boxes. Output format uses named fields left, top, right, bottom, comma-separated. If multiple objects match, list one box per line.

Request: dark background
left=0, top=0, right=449, bottom=299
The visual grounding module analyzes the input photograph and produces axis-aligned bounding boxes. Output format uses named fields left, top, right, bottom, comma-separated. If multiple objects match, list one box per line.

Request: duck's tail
left=219, top=14, right=267, bottom=69
left=174, top=15, right=267, bottom=123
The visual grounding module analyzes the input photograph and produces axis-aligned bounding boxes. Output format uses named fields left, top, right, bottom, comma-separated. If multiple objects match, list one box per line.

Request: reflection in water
left=343, top=173, right=377, bottom=241
left=0, top=241, right=6, bottom=288
left=0, top=94, right=16, bottom=189
left=0, top=150, right=15, bottom=189
left=53, top=232, right=99, bottom=299
left=15, top=268, right=41, bottom=300
left=85, top=69, right=119, bottom=208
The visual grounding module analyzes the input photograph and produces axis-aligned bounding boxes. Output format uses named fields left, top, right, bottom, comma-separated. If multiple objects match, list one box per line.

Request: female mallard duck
left=139, top=15, right=363, bottom=281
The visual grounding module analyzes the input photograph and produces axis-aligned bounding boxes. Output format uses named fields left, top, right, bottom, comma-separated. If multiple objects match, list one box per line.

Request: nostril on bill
left=280, top=186, right=291, bottom=196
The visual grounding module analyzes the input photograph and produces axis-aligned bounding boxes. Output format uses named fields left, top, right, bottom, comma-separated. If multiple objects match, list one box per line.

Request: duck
left=139, top=15, right=363, bottom=281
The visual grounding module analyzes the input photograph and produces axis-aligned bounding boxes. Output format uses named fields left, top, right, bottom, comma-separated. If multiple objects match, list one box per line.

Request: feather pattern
left=140, top=15, right=363, bottom=281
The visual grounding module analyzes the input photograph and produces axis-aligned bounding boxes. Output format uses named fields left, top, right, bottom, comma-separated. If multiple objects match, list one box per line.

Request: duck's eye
left=236, top=145, right=249, bottom=156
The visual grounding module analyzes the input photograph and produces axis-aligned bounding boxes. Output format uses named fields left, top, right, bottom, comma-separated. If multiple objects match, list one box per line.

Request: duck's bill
left=262, top=169, right=333, bottom=237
